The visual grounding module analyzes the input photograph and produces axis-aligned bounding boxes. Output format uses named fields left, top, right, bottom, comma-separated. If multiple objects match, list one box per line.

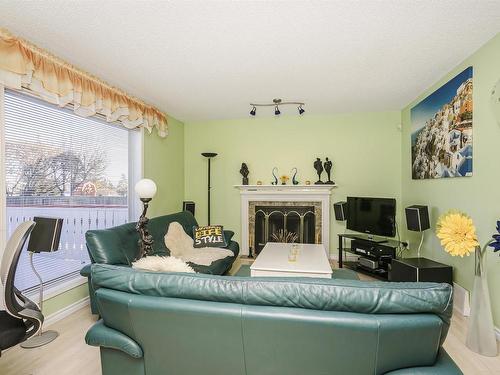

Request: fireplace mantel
left=235, top=184, right=336, bottom=257
left=234, top=184, right=336, bottom=193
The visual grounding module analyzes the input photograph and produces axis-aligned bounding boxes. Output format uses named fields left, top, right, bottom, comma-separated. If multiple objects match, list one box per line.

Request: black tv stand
left=338, top=234, right=401, bottom=280
left=352, top=234, right=388, bottom=244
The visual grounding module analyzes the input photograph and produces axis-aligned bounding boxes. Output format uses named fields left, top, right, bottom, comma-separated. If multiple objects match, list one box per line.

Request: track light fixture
left=249, top=98, right=305, bottom=116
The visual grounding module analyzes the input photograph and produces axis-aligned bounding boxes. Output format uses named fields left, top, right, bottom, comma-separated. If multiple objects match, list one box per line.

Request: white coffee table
left=250, top=242, right=332, bottom=278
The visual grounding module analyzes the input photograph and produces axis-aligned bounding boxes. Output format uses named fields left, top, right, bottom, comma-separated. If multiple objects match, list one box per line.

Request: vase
left=465, top=244, right=498, bottom=356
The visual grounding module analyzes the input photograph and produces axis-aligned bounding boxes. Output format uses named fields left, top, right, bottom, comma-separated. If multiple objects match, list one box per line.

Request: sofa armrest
left=80, top=264, right=92, bottom=278
left=223, top=230, right=234, bottom=243
left=85, top=320, right=143, bottom=359
left=383, top=348, right=462, bottom=374
left=225, top=240, right=239, bottom=257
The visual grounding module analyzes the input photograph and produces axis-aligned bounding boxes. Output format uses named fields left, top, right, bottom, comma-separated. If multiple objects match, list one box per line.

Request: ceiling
left=0, top=1, right=499, bottom=122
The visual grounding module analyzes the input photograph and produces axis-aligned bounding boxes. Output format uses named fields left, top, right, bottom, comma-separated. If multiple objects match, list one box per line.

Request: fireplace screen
left=254, top=205, right=316, bottom=254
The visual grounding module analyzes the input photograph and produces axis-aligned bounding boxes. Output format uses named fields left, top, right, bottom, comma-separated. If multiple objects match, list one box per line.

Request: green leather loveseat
left=80, top=211, right=239, bottom=314
left=85, top=264, right=462, bottom=375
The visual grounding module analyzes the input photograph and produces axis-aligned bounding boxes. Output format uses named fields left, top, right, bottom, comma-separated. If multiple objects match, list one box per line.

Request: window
left=3, top=89, right=137, bottom=293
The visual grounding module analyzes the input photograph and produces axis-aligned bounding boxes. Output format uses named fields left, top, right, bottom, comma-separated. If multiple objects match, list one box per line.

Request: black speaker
left=183, top=201, right=195, bottom=216
left=333, top=201, right=347, bottom=221
left=27, top=217, right=63, bottom=253
left=405, top=205, right=430, bottom=232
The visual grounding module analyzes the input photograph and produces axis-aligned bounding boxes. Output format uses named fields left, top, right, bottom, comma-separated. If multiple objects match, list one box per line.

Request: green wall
left=183, top=112, right=402, bottom=256
left=41, top=116, right=185, bottom=315
left=401, top=33, right=500, bottom=327
left=43, top=284, right=89, bottom=316
left=144, top=116, right=185, bottom=217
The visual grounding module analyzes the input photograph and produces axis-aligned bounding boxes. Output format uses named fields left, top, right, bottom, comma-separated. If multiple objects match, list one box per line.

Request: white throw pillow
left=164, top=222, right=233, bottom=266
left=132, top=255, right=195, bottom=273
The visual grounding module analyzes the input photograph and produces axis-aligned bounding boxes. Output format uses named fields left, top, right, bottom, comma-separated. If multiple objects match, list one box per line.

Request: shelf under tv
left=342, top=260, right=389, bottom=281
left=338, top=233, right=401, bottom=247
left=338, top=233, right=403, bottom=281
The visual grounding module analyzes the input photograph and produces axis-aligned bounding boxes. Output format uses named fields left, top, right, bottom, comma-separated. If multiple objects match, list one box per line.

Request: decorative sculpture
left=136, top=213, right=154, bottom=259
left=134, top=179, right=157, bottom=260
left=271, top=167, right=278, bottom=185
left=324, top=158, right=334, bottom=184
left=313, top=158, right=324, bottom=184
left=240, top=163, right=249, bottom=185
left=291, top=168, right=299, bottom=185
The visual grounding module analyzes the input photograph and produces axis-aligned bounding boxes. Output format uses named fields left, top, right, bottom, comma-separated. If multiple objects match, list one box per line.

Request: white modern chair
left=0, top=221, right=44, bottom=355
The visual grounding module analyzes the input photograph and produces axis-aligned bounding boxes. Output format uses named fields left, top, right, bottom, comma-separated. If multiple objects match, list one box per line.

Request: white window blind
left=4, top=89, right=130, bottom=292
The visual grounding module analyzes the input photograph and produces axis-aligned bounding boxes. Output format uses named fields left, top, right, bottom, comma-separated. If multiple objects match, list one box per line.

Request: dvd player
left=351, top=239, right=397, bottom=259
left=359, top=257, right=378, bottom=270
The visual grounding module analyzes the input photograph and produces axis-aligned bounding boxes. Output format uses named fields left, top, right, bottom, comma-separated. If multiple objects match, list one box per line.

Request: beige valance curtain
left=0, top=28, right=168, bottom=137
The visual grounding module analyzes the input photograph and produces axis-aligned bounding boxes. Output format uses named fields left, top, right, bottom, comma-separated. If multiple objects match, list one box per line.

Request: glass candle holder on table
left=288, top=243, right=299, bottom=262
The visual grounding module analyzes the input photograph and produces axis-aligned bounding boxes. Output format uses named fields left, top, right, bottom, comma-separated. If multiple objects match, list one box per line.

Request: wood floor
left=0, top=261, right=499, bottom=375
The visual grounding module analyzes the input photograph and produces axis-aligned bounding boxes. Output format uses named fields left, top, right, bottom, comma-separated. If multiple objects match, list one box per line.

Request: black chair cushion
left=0, top=310, right=27, bottom=351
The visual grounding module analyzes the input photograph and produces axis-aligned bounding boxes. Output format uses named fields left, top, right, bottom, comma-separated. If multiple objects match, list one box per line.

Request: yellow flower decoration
left=436, top=211, right=479, bottom=257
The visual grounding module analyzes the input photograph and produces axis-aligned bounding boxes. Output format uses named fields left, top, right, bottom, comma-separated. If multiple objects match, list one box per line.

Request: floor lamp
left=201, top=152, right=217, bottom=225
left=21, top=216, right=63, bottom=348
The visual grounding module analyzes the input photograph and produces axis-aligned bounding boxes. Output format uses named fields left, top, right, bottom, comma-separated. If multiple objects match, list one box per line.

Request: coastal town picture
left=411, top=67, right=473, bottom=179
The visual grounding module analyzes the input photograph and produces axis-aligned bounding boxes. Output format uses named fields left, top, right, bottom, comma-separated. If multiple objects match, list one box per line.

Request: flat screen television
left=346, top=197, right=396, bottom=237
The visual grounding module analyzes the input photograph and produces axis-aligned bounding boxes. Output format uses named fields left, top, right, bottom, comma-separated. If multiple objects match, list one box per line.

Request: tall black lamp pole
left=201, top=152, right=217, bottom=225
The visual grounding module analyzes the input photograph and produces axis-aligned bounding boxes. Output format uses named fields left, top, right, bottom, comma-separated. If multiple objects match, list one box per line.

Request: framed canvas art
left=411, top=67, right=473, bottom=179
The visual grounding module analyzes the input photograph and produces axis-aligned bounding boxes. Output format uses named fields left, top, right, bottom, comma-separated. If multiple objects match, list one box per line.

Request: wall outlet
left=400, top=240, right=410, bottom=251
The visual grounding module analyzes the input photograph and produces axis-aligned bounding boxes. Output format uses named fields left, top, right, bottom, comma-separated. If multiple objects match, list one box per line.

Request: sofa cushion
left=91, top=263, right=453, bottom=343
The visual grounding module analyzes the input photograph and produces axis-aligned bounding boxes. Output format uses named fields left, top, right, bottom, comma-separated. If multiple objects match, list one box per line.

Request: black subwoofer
left=183, top=201, right=195, bottom=216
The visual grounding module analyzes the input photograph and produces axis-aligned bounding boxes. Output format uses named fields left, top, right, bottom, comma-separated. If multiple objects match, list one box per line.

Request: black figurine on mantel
left=271, top=167, right=278, bottom=185
left=291, top=167, right=299, bottom=185
left=240, top=163, right=249, bottom=185
left=324, top=158, right=334, bottom=184
left=314, top=158, right=324, bottom=184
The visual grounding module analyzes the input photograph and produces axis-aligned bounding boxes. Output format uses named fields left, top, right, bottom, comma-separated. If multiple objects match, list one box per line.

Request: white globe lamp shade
left=135, top=179, right=157, bottom=199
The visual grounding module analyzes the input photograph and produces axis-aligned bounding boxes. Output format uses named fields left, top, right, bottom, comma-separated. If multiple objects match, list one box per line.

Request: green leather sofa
left=80, top=211, right=239, bottom=314
left=85, top=264, right=462, bottom=375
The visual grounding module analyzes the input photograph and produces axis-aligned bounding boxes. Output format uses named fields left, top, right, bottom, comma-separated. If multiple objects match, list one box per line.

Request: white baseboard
left=44, top=296, right=89, bottom=328
left=453, top=282, right=470, bottom=317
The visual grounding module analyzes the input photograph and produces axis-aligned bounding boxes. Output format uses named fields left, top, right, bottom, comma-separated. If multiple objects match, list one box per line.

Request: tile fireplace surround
left=234, top=185, right=336, bottom=257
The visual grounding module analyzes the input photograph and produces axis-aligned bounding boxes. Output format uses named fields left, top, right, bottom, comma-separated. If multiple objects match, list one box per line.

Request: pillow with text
left=193, top=225, right=227, bottom=248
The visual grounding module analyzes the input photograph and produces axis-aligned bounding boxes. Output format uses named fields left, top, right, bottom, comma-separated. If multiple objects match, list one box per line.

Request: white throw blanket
left=164, top=222, right=233, bottom=266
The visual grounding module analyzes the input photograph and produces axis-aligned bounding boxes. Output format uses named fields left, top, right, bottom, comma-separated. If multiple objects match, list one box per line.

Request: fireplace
left=235, top=185, right=335, bottom=258
left=252, top=203, right=320, bottom=254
